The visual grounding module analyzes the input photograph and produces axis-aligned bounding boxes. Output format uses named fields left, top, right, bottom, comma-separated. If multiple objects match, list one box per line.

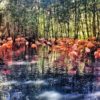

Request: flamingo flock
left=0, top=35, right=99, bottom=75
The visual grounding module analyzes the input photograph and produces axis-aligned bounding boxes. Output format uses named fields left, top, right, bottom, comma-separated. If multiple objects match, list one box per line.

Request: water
left=0, top=46, right=100, bottom=100
left=0, top=78, right=100, bottom=100
left=0, top=73, right=99, bottom=100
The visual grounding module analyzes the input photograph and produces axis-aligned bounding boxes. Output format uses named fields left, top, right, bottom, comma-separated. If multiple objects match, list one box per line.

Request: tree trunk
left=43, top=9, right=46, bottom=38
left=96, top=12, right=100, bottom=34
left=74, top=0, right=78, bottom=39
left=67, top=22, right=70, bottom=38
left=92, top=0, right=96, bottom=37
left=84, top=0, right=89, bottom=38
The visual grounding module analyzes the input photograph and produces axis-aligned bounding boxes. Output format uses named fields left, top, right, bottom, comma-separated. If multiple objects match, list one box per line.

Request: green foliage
left=1, top=0, right=100, bottom=38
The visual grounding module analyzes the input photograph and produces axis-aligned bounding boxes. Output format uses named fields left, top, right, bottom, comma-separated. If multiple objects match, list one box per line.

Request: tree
left=1, top=0, right=99, bottom=39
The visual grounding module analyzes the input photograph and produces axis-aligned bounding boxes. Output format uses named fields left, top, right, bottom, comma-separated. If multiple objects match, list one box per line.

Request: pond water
left=0, top=46, right=100, bottom=100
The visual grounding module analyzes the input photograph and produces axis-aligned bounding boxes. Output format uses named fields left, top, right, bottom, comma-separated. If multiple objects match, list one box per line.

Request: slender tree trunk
left=51, top=18, right=54, bottom=38
left=84, top=0, right=89, bottom=38
left=89, top=13, right=92, bottom=37
left=67, top=22, right=70, bottom=38
left=64, top=23, right=67, bottom=37
left=7, top=22, right=10, bottom=37
left=76, top=2, right=81, bottom=39
left=60, top=23, right=63, bottom=38
left=43, top=9, right=46, bottom=38
left=74, top=0, right=78, bottom=39
left=37, top=0, right=40, bottom=39
left=96, top=11, right=100, bottom=41
left=92, top=0, right=96, bottom=37
left=81, top=18, right=85, bottom=39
